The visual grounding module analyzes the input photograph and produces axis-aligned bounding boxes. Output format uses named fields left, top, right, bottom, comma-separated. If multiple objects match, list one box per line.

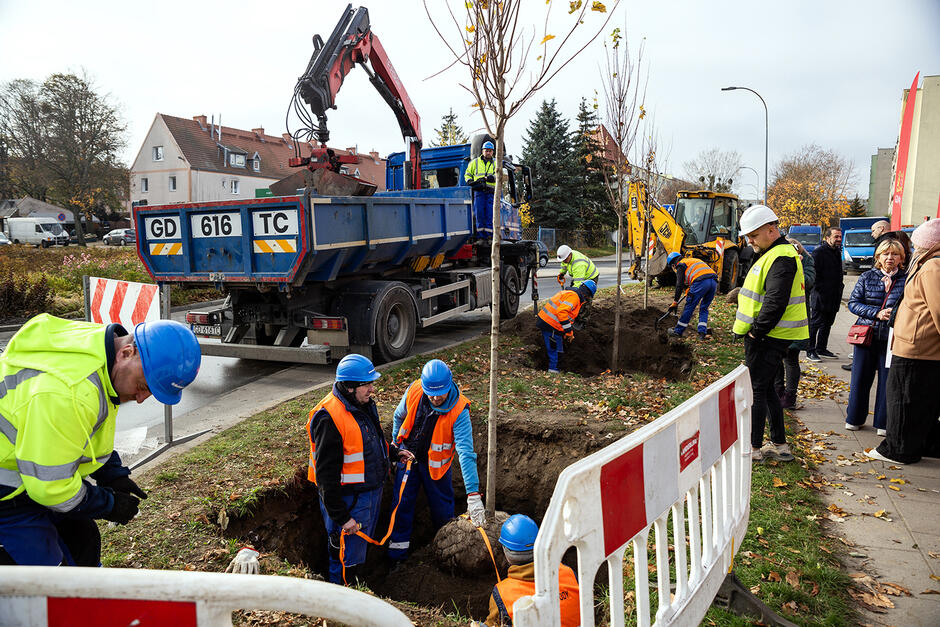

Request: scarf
left=880, top=267, right=898, bottom=292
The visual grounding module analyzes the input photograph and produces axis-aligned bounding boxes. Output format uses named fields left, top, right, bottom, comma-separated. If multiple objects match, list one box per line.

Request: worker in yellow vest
left=306, top=354, right=413, bottom=584
left=556, top=245, right=599, bottom=288
left=733, top=205, right=809, bottom=464
left=482, top=514, right=580, bottom=627
left=387, top=359, right=483, bottom=564
left=464, top=140, right=497, bottom=238
left=666, top=252, right=719, bottom=339
left=0, top=315, right=200, bottom=566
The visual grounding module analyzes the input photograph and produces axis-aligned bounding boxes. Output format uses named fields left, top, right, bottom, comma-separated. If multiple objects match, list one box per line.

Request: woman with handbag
left=844, top=239, right=907, bottom=434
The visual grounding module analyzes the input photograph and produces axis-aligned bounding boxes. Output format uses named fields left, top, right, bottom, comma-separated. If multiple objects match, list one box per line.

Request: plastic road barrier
left=0, top=566, right=412, bottom=627
left=515, top=364, right=753, bottom=627
left=84, top=276, right=161, bottom=327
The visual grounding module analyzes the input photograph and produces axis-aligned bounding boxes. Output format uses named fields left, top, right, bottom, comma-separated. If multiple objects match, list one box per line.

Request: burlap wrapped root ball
left=432, top=510, right=510, bottom=576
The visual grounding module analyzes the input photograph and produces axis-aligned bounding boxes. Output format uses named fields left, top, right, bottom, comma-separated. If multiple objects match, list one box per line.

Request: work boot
left=667, top=329, right=683, bottom=338
left=841, top=362, right=853, bottom=371
left=761, top=442, right=795, bottom=462
left=698, top=330, right=709, bottom=340
left=750, top=447, right=764, bottom=463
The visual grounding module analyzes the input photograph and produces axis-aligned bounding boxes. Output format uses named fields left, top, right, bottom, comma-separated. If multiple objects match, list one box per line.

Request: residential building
left=890, top=74, right=940, bottom=225
left=868, top=147, right=894, bottom=217
left=0, top=196, right=101, bottom=232
left=129, top=114, right=386, bottom=206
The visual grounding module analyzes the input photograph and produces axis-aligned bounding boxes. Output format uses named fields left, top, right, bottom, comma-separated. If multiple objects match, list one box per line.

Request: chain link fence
left=522, top=226, right=617, bottom=250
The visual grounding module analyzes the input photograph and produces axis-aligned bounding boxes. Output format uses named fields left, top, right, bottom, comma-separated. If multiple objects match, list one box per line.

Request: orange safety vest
left=537, top=290, right=582, bottom=333
left=680, top=257, right=717, bottom=284
left=492, top=564, right=580, bottom=627
left=396, top=380, right=470, bottom=480
left=306, top=392, right=383, bottom=486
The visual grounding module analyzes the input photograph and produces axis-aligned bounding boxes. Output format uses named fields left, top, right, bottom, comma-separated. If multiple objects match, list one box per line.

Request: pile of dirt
left=222, top=410, right=614, bottom=621
left=503, top=296, right=694, bottom=378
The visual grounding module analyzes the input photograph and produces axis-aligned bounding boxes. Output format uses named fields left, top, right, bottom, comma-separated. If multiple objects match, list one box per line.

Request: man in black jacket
left=807, top=227, right=843, bottom=361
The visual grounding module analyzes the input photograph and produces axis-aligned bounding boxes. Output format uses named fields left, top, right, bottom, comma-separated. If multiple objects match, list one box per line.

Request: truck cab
left=841, top=228, right=875, bottom=273
left=786, top=225, right=822, bottom=253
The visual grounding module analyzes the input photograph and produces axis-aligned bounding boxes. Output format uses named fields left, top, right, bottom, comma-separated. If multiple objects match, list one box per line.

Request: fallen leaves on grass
left=772, top=477, right=787, bottom=488
left=785, top=570, right=801, bottom=588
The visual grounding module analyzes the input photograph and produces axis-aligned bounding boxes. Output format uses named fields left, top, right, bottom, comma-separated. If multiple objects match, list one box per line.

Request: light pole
left=732, top=165, right=760, bottom=198
left=722, top=86, right=768, bottom=204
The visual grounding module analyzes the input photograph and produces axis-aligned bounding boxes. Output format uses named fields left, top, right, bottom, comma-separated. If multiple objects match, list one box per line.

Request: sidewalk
left=791, top=304, right=940, bottom=626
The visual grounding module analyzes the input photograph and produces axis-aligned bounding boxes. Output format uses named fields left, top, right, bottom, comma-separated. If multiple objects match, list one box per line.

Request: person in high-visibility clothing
left=306, top=354, right=414, bottom=584
left=482, top=514, right=580, bottom=627
left=666, top=252, right=718, bottom=339
left=464, top=140, right=497, bottom=238
left=555, top=244, right=599, bottom=288
left=0, top=314, right=201, bottom=566
left=733, top=205, right=809, bottom=464
left=536, top=280, right=596, bottom=373
left=387, top=359, right=483, bottom=564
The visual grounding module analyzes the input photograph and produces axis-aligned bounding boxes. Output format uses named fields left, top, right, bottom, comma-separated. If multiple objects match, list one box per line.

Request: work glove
left=466, top=492, right=485, bottom=526
left=485, top=174, right=495, bottom=183
left=104, top=490, right=140, bottom=525
left=225, top=547, right=260, bottom=574
left=105, top=476, right=148, bottom=500
left=565, top=331, right=574, bottom=342
left=668, top=302, right=678, bottom=314
left=557, top=275, right=565, bottom=287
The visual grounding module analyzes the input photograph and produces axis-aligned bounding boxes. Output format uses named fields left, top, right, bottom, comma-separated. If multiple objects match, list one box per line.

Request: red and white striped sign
left=87, top=277, right=160, bottom=328
left=715, top=238, right=725, bottom=258
left=647, top=235, right=656, bottom=257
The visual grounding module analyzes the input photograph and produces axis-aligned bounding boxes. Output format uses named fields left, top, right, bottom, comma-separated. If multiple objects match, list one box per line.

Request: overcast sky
left=1, top=0, right=938, bottom=199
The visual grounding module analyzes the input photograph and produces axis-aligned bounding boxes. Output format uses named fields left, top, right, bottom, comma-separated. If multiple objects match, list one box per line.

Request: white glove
left=225, top=547, right=260, bottom=574
left=467, top=492, right=486, bottom=527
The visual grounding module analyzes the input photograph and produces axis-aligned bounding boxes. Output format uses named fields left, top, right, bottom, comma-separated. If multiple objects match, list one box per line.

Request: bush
left=0, top=272, right=53, bottom=319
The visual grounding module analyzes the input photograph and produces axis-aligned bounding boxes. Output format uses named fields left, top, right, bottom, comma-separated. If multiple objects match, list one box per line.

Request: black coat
left=811, top=241, right=843, bottom=311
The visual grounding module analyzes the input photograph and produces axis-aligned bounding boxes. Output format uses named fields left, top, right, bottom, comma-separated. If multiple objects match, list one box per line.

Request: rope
left=461, top=513, right=501, bottom=583
left=339, top=460, right=412, bottom=586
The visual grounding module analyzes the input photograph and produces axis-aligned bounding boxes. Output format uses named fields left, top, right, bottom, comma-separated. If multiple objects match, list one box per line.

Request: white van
left=4, top=217, right=69, bottom=247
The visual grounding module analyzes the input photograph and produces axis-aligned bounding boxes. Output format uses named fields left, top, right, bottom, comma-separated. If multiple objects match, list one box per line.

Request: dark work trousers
left=876, top=356, right=940, bottom=464
left=0, top=496, right=101, bottom=566
left=773, top=347, right=802, bottom=394
left=745, top=335, right=788, bottom=448
left=808, top=292, right=838, bottom=352
left=387, top=461, right=455, bottom=561
left=846, top=339, right=890, bottom=430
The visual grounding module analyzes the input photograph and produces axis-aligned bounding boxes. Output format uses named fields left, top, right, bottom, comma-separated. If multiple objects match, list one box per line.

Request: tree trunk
left=71, top=207, right=87, bottom=247
left=642, top=202, right=650, bottom=310
left=611, top=209, right=623, bottom=370
left=485, top=137, right=504, bottom=517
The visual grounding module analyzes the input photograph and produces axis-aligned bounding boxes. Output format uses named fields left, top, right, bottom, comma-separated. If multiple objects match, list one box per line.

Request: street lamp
left=722, top=86, right=768, bottom=204
left=732, top=165, right=760, bottom=197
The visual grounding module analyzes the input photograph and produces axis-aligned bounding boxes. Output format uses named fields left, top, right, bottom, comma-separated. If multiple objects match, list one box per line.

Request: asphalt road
left=0, top=255, right=638, bottom=466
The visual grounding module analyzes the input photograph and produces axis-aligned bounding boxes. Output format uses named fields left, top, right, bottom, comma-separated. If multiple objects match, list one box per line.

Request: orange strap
left=461, top=513, right=501, bottom=583
left=339, top=460, right=412, bottom=586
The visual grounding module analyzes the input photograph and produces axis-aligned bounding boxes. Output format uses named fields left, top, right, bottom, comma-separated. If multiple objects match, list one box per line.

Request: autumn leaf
left=889, top=478, right=906, bottom=484
left=767, top=571, right=782, bottom=582
left=539, top=34, right=556, bottom=45
left=888, top=485, right=901, bottom=491
left=772, top=477, right=787, bottom=488
left=466, top=25, right=475, bottom=33
left=568, top=0, right=582, bottom=13
left=873, top=509, right=888, bottom=518
left=590, top=1, right=607, bottom=12
left=881, top=582, right=912, bottom=597
left=785, top=570, right=800, bottom=588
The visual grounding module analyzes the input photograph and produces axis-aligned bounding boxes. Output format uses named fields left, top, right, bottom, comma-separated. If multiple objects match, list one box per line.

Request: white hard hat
left=739, top=205, right=779, bottom=235
left=556, top=244, right=572, bottom=261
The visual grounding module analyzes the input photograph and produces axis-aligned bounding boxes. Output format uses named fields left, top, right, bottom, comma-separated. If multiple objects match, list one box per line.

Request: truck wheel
left=720, top=249, right=739, bottom=293
left=373, top=286, right=417, bottom=363
left=499, top=264, right=520, bottom=319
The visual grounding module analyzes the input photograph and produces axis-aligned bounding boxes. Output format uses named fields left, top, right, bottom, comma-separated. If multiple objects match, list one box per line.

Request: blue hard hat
left=482, top=140, right=495, bottom=151
left=421, top=359, right=453, bottom=396
left=499, top=514, right=539, bottom=552
left=581, top=279, right=597, bottom=296
left=335, top=354, right=381, bottom=383
left=134, top=320, right=201, bottom=406
left=666, top=252, right=681, bottom=266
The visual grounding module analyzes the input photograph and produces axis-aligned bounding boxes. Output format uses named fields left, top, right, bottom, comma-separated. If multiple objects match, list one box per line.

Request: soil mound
left=504, top=297, right=693, bottom=378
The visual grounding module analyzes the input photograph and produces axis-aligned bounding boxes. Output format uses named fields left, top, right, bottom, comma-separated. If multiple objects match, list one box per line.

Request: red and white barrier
left=515, top=365, right=753, bottom=627
left=86, top=276, right=160, bottom=328
left=0, top=566, right=411, bottom=627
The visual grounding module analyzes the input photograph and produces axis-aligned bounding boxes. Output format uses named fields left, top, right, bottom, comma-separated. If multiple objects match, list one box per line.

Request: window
left=229, top=153, right=246, bottom=168
left=231, top=180, right=240, bottom=195
left=152, top=146, right=164, bottom=161
left=252, top=158, right=260, bottom=172
left=141, top=177, right=149, bottom=193
left=169, top=176, right=177, bottom=192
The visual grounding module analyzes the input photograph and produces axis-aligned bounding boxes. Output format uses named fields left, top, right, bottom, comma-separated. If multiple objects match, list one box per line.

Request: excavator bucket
left=268, top=169, right=377, bottom=197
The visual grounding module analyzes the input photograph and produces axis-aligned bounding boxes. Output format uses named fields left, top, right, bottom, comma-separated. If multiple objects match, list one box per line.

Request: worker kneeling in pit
left=536, top=280, right=596, bottom=373
left=307, top=354, right=414, bottom=585
left=388, top=359, right=483, bottom=565
left=477, top=514, right=580, bottom=627
left=0, top=315, right=201, bottom=566
left=666, top=252, right=718, bottom=340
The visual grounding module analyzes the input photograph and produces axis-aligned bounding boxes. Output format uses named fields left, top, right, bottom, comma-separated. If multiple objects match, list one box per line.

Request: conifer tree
left=431, top=108, right=468, bottom=147
left=571, top=97, right=613, bottom=230
left=521, top=99, right=578, bottom=227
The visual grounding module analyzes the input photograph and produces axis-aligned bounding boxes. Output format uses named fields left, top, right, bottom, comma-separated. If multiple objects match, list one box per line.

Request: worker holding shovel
left=666, top=252, right=718, bottom=340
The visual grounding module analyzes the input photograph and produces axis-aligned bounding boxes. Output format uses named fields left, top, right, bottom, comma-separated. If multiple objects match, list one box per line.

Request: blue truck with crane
left=133, top=5, right=539, bottom=364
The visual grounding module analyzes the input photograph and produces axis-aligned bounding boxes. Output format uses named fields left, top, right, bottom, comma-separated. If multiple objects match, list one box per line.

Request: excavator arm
left=626, top=181, right=685, bottom=279
left=291, top=4, right=423, bottom=189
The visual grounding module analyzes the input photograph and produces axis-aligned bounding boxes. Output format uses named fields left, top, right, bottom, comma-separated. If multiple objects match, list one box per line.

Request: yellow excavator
left=626, top=181, right=750, bottom=293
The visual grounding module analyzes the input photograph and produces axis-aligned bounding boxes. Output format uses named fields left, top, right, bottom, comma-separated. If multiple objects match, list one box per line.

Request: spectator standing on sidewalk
left=774, top=238, right=815, bottom=409
left=868, top=219, right=940, bottom=465
left=844, top=240, right=907, bottom=435
left=733, top=205, right=809, bottom=463
left=871, top=220, right=913, bottom=258
left=807, top=226, right=844, bottom=362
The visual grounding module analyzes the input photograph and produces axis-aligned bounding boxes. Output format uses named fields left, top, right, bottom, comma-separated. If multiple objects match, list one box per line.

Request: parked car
left=103, top=228, right=136, bottom=246
left=0, top=232, right=10, bottom=246
left=534, top=240, right=549, bottom=267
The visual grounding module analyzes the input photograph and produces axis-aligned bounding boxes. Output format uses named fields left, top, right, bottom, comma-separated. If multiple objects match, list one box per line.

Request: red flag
left=891, top=72, right=920, bottom=230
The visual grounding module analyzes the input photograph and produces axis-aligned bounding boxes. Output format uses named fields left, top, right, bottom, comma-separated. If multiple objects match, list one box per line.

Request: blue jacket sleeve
left=391, top=391, right=408, bottom=444
left=89, top=450, right=130, bottom=485
left=68, top=480, right=116, bottom=519
left=848, top=273, right=880, bottom=320
left=452, top=407, right=479, bottom=494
